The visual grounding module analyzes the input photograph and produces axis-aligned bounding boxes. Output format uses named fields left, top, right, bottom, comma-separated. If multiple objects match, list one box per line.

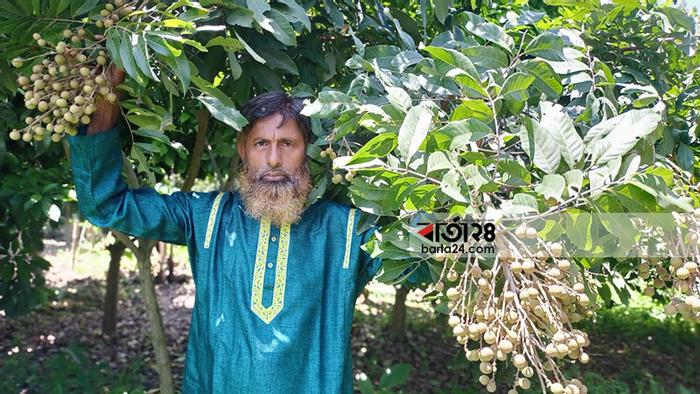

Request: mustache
left=254, top=168, right=291, bottom=182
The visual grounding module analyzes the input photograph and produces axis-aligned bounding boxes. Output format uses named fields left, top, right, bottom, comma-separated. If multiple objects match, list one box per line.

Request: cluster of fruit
left=95, top=0, right=134, bottom=29
left=323, top=146, right=358, bottom=183
left=432, top=225, right=595, bottom=393
left=645, top=210, right=700, bottom=322
left=8, top=0, right=138, bottom=143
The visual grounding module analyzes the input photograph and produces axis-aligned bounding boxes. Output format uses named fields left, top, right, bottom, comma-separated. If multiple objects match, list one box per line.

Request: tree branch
left=182, top=109, right=209, bottom=193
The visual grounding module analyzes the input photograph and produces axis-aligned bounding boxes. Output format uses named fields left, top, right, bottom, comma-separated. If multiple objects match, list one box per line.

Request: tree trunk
left=166, top=244, right=175, bottom=283
left=182, top=109, right=209, bottom=192
left=102, top=239, right=125, bottom=337
left=70, top=218, right=81, bottom=267
left=136, top=241, right=175, bottom=394
left=155, top=241, right=166, bottom=284
left=390, top=285, right=409, bottom=340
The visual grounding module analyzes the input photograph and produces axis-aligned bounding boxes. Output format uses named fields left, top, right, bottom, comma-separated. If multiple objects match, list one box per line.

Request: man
left=68, top=68, right=428, bottom=393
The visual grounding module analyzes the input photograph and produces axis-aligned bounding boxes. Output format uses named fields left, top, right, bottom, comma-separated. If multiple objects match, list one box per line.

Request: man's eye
left=255, top=141, right=267, bottom=146
left=282, top=141, right=293, bottom=147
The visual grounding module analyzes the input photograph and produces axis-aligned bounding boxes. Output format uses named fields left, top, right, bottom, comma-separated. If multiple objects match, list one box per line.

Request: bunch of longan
left=634, top=210, right=700, bottom=322
left=432, top=226, right=595, bottom=393
left=8, top=0, right=138, bottom=143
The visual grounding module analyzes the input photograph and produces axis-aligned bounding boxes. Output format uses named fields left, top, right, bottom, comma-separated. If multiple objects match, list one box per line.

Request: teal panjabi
left=68, top=126, right=429, bottom=393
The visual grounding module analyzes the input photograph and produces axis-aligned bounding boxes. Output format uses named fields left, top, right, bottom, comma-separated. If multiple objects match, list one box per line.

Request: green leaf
left=658, top=7, right=695, bottom=34
left=454, top=74, right=488, bottom=99
left=106, top=30, right=122, bottom=68
left=130, top=145, right=155, bottom=185
left=504, top=10, right=545, bottom=27
left=464, top=164, right=494, bottom=191
left=234, top=31, right=266, bottom=64
left=256, top=46, right=299, bottom=75
left=451, top=100, right=492, bottom=122
left=566, top=209, right=593, bottom=250
left=146, top=34, right=182, bottom=57
left=435, top=118, right=492, bottom=150
left=246, top=0, right=270, bottom=25
left=133, top=128, right=170, bottom=144
left=427, top=151, right=455, bottom=173
left=676, top=143, right=695, bottom=171
left=630, top=174, right=694, bottom=212
left=275, top=0, right=311, bottom=31
left=301, top=91, right=353, bottom=118
left=51, top=0, right=64, bottom=14
left=134, top=142, right=161, bottom=153
left=182, top=38, right=208, bottom=52
left=545, top=58, right=588, bottom=74
left=524, top=32, right=566, bottom=61
left=499, top=72, right=535, bottom=102
left=433, top=0, right=452, bottom=23
left=422, top=46, right=480, bottom=80
left=174, top=55, right=191, bottom=92
left=118, top=32, right=144, bottom=84
left=379, top=363, right=412, bottom=389
left=564, top=169, right=583, bottom=196
left=440, top=169, right=468, bottom=203
left=584, top=109, right=662, bottom=165
left=266, top=8, right=296, bottom=46
left=535, top=174, right=566, bottom=201
left=539, top=102, right=582, bottom=167
left=347, top=132, right=398, bottom=165
left=519, top=116, right=561, bottom=174
left=134, top=33, right=159, bottom=81
left=205, top=36, right=243, bottom=51
left=161, top=19, right=195, bottom=29
left=73, top=0, right=99, bottom=16
left=226, top=7, right=254, bottom=27
left=386, top=86, right=412, bottom=113
left=458, top=12, right=514, bottom=52
left=392, top=50, right=424, bottom=72
left=228, top=51, right=242, bottom=79
left=518, top=59, right=562, bottom=99
left=398, top=103, right=433, bottom=160
left=197, top=95, right=248, bottom=130
left=501, top=193, right=538, bottom=216
left=498, top=159, right=532, bottom=186
left=461, top=46, right=509, bottom=69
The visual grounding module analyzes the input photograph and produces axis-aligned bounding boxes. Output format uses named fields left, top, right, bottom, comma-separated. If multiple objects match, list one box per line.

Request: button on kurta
left=271, top=236, right=277, bottom=242
left=267, top=262, right=273, bottom=268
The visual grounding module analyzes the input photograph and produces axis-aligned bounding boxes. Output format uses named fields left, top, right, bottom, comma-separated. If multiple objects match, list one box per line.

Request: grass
left=351, top=286, right=700, bottom=393
left=4, top=241, right=700, bottom=393
left=0, top=343, right=148, bottom=394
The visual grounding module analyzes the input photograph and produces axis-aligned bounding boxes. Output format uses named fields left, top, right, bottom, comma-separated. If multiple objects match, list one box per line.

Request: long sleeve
left=68, top=126, right=192, bottom=245
left=355, top=225, right=432, bottom=296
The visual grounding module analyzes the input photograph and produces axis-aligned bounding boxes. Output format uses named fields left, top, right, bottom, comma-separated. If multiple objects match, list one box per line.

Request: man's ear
left=236, top=135, right=246, bottom=164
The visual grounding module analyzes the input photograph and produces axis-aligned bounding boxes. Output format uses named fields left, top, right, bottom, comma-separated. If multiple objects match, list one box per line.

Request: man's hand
left=86, top=65, right=125, bottom=135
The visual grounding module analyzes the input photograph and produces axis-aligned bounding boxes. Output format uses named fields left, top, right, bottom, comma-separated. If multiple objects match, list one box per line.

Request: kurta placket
left=67, top=126, right=431, bottom=394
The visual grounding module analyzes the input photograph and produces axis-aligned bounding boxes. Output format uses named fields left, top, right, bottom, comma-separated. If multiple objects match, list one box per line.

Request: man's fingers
left=106, top=64, right=126, bottom=85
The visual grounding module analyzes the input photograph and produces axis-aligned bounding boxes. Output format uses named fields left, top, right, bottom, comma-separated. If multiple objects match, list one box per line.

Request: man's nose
left=267, top=144, right=281, bottom=167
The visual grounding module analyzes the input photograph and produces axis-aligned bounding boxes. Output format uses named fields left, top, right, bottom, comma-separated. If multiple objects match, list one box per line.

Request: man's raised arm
left=67, top=66, right=191, bottom=245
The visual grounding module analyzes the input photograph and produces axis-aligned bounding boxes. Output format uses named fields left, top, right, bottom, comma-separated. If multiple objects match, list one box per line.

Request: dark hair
left=239, top=91, right=312, bottom=145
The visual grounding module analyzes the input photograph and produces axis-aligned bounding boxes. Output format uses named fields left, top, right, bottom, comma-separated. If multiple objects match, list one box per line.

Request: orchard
left=0, top=0, right=699, bottom=393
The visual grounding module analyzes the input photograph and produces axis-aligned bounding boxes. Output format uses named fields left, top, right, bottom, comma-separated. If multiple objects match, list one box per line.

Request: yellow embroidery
left=342, top=208, right=356, bottom=269
left=203, top=192, right=224, bottom=249
left=251, top=219, right=291, bottom=324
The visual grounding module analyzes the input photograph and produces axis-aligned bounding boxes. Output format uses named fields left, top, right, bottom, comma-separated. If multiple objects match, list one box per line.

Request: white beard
left=237, top=162, right=313, bottom=227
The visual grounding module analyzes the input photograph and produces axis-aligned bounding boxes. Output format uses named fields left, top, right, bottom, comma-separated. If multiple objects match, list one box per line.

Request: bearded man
left=68, top=68, right=428, bottom=394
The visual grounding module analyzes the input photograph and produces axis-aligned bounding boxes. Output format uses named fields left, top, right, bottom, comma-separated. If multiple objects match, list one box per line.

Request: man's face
left=236, top=112, right=313, bottom=226
left=236, top=112, right=306, bottom=179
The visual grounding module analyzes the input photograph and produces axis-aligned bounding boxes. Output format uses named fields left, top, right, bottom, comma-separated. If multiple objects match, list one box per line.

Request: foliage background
left=0, top=0, right=699, bottom=392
